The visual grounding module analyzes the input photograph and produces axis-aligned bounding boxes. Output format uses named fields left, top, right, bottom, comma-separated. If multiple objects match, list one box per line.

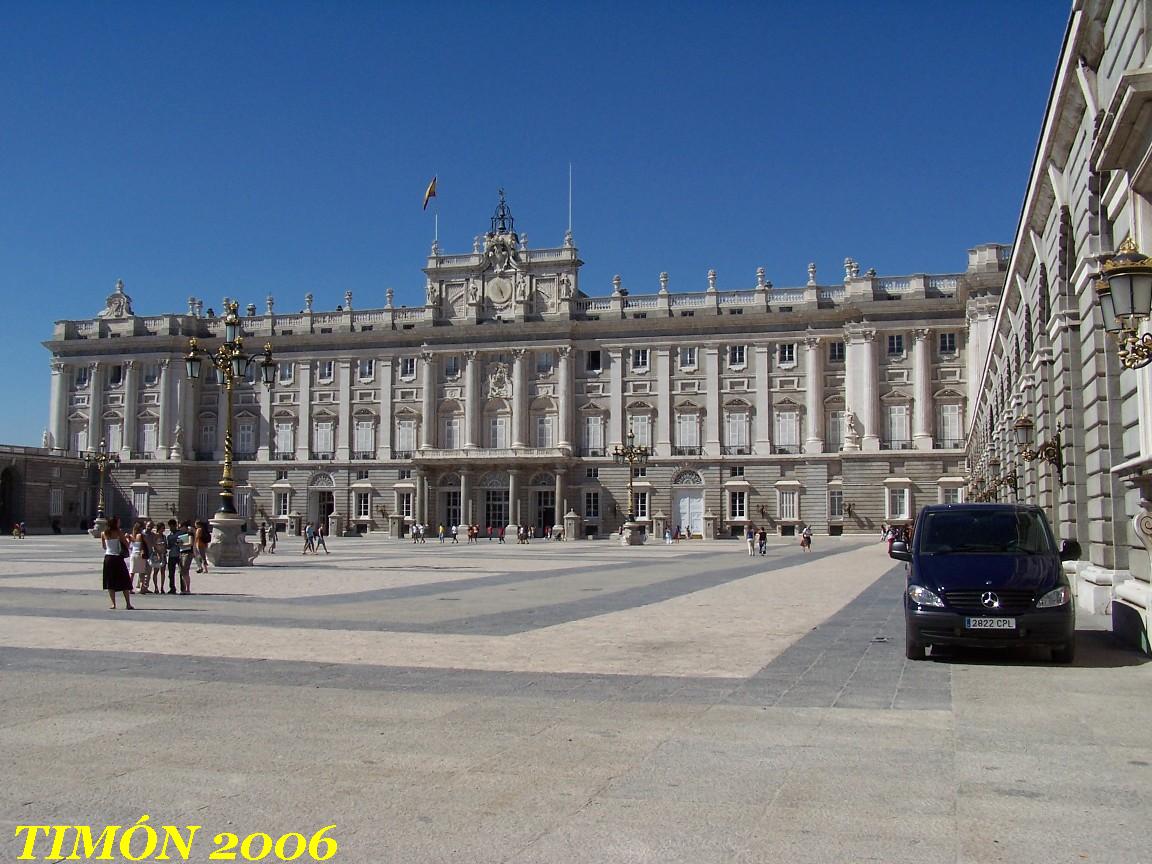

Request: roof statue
left=97, top=279, right=135, bottom=319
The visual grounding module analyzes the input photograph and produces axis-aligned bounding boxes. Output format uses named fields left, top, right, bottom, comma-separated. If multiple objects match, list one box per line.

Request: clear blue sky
left=1, top=1, right=1067, bottom=445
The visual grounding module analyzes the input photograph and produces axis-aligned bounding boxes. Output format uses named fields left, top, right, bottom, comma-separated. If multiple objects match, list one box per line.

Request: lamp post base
left=206, top=511, right=260, bottom=567
left=89, top=516, right=108, bottom=539
left=619, top=521, right=647, bottom=546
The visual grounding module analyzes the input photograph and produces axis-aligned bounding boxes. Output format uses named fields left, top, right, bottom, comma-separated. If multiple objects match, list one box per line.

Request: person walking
left=258, top=522, right=267, bottom=553
left=487, top=525, right=493, bottom=542
left=178, top=520, right=194, bottom=593
left=450, top=524, right=459, bottom=544
left=316, top=520, right=330, bottom=554
left=193, top=520, right=211, bottom=575
left=746, top=525, right=756, bottom=557
left=800, top=524, right=813, bottom=552
left=101, top=516, right=134, bottom=610
left=268, top=521, right=277, bottom=553
left=757, top=527, right=768, bottom=556
left=303, top=522, right=316, bottom=554
left=128, top=522, right=151, bottom=593
left=164, top=520, right=181, bottom=594
left=664, top=527, right=673, bottom=545
left=148, top=522, right=166, bottom=593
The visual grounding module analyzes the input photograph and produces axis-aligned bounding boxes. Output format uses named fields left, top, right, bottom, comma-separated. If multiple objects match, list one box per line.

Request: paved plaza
left=1, top=532, right=1149, bottom=862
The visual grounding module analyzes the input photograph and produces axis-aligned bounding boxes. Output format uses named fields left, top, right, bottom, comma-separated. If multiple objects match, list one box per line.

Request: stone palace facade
left=42, top=197, right=1005, bottom=539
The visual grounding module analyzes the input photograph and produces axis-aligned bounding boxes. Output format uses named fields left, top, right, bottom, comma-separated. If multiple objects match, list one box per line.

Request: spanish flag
left=422, top=176, right=437, bottom=210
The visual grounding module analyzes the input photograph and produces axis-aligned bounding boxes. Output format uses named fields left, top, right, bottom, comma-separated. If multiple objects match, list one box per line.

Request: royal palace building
left=41, top=195, right=1006, bottom=540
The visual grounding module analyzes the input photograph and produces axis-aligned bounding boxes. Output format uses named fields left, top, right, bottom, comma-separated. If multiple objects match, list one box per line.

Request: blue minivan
left=889, top=503, right=1081, bottom=662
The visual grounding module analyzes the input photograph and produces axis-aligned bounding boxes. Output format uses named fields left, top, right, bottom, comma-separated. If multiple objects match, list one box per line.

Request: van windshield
left=916, top=510, right=1054, bottom=556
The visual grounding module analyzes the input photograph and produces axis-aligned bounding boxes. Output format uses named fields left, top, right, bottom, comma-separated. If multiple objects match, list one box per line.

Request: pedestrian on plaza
left=194, top=520, right=211, bottom=574
left=450, top=524, right=459, bottom=544
left=675, top=525, right=681, bottom=543
left=499, top=526, right=506, bottom=544
left=316, top=520, right=330, bottom=554
left=178, top=520, right=194, bottom=593
left=757, top=527, right=768, bottom=556
left=303, top=522, right=316, bottom=554
left=438, top=524, right=445, bottom=543
left=268, top=521, right=277, bottom=553
left=128, top=522, right=151, bottom=593
left=258, top=522, right=267, bottom=553
left=528, top=525, right=534, bottom=542
left=164, top=520, right=181, bottom=594
left=800, top=524, right=813, bottom=552
left=664, top=527, right=673, bottom=544
left=148, top=522, right=166, bottom=593
left=101, top=516, right=134, bottom=610
left=487, top=525, right=493, bottom=542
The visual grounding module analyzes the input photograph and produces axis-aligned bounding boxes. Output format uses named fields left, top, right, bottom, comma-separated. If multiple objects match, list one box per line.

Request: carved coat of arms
left=486, top=362, right=511, bottom=399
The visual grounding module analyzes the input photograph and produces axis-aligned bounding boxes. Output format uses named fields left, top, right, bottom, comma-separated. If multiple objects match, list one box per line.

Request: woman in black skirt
left=101, top=516, right=134, bottom=610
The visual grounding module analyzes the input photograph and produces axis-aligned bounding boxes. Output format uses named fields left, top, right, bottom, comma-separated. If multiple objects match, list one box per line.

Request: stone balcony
left=413, top=446, right=572, bottom=465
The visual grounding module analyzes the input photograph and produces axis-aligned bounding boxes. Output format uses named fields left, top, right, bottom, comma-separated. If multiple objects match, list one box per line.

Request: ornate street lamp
left=1012, top=415, right=1064, bottom=485
left=186, top=302, right=275, bottom=516
left=185, top=302, right=275, bottom=566
left=612, top=429, right=650, bottom=523
left=83, top=439, right=120, bottom=535
left=1095, top=237, right=1152, bottom=368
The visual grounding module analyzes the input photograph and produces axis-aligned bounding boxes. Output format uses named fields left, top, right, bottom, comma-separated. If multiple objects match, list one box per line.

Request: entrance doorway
left=535, top=490, right=555, bottom=536
left=484, top=490, right=509, bottom=531
left=672, top=489, right=704, bottom=538
left=313, top=490, right=334, bottom=526
left=0, top=467, right=20, bottom=534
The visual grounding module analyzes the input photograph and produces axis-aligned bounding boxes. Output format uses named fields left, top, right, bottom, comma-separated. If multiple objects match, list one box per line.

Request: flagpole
left=568, top=162, right=573, bottom=234
left=434, top=212, right=439, bottom=243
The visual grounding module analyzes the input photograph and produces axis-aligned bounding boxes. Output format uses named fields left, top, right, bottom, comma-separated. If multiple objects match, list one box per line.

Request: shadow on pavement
left=924, top=629, right=1149, bottom=669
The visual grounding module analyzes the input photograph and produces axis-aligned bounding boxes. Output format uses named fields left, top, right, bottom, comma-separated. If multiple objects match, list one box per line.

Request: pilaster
left=464, top=350, right=479, bottom=449
left=608, top=348, right=624, bottom=448
left=655, top=347, right=672, bottom=457
left=295, top=362, right=312, bottom=461
left=49, top=360, right=67, bottom=451
left=420, top=349, right=436, bottom=450
left=377, top=356, right=394, bottom=460
left=557, top=346, right=572, bottom=450
left=121, top=360, right=139, bottom=458
left=754, top=344, right=772, bottom=454
left=337, top=359, right=352, bottom=460
left=704, top=346, right=721, bottom=454
left=913, top=328, right=934, bottom=449
left=512, top=349, right=527, bottom=449
left=803, top=336, right=824, bottom=453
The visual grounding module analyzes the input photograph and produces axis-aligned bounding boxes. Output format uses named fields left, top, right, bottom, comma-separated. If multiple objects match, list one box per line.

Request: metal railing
left=351, top=450, right=376, bottom=460
left=721, top=445, right=751, bottom=456
left=934, top=438, right=964, bottom=449
left=773, top=445, right=800, bottom=455
left=310, top=451, right=336, bottom=461
left=272, top=451, right=296, bottom=461
left=882, top=439, right=914, bottom=450
left=672, top=445, right=703, bottom=456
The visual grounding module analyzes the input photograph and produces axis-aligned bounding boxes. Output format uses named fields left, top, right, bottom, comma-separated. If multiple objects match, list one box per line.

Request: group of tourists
left=301, top=521, right=329, bottom=554
left=742, top=524, right=813, bottom=556
left=99, top=517, right=212, bottom=609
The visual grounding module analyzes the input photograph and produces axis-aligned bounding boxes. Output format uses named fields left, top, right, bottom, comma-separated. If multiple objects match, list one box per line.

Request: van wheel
left=1052, top=642, right=1075, bottom=664
left=906, top=636, right=926, bottom=661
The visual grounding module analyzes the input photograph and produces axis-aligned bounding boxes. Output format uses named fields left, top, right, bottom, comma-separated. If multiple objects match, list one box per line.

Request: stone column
left=557, top=346, right=572, bottom=450
left=87, top=362, right=103, bottom=451
left=157, top=360, right=172, bottom=460
left=420, top=349, right=436, bottom=450
left=178, top=362, right=195, bottom=459
left=48, top=361, right=68, bottom=451
left=655, top=347, right=672, bottom=457
left=257, top=361, right=272, bottom=461
left=414, top=469, right=424, bottom=524
left=804, top=336, right=824, bottom=453
left=608, top=347, right=624, bottom=448
left=121, top=360, right=139, bottom=459
left=754, top=344, right=772, bottom=454
left=464, top=350, right=479, bottom=449
left=377, top=357, right=393, bottom=460
left=507, top=469, right=521, bottom=531
left=511, top=349, right=527, bottom=449
left=337, top=358, right=352, bottom=460
left=913, top=328, right=933, bottom=449
left=460, top=470, right=472, bottom=524
left=860, top=330, right=879, bottom=451
left=704, top=346, right=721, bottom=454
left=554, top=468, right=565, bottom=528
left=966, top=296, right=998, bottom=412
left=296, top=361, right=313, bottom=461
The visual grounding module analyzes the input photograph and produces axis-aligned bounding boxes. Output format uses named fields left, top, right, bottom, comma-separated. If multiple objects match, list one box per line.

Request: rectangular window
left=888, top=334, right=905, bottom=356
left=317, top=360, right=334, bottom=382
left=442, top=416, right=461, bottom=449
left=358, top=358, right=375, bottom=380
left=236, top=421, right=255, bottom=454
left=942, top=486, right=962, bottom=504
left=729, top=490, right=746, bottom=519
left=140, top=421, right=158, bottom=454
left=535, top=415, right=554, bottom=447
left=938, top=404, right=962, bottom=447
left=938, top=332, right=957, bottom=354
left=584, top=491, right=600, bottom=518
left=244, top=363, right=258, bottom=385
left=73, top=427, right=89, bottom=454
left=586, top=467, right=599, bottom=480
left=632, top=466, right=647, bottom=478
left=275, top=423, right=294, bottom=455
left=680, top=346, right=697, bottom=369
left=724, top=412, right=749, bottom=451
left=355, top=469, right=369, bottom=480
left=74, top=366, right=90, bottom=388
left=676, top=413, right=699, bottom=449
left=275, top=491, right=290, bottom=517
left=828, top=489, right=844, bottom=518
left=50, top=488, right=63, bottom=517
left=278, top=362, right=294, bottom=384
left=400, top=357, right=417, bottom=378
left=314, top=421, right=334, bottom=455
left=583, top=415, right=604, bottom=455
left=828, top=341, right=846, bottom=363
left=827, top=410, right=844, bottom=451
left=276, top=469, right=289, bottom=480
left=398, top=469, right=412, bottom=479
left=109, top=365, right=124, bottom=387
left=775, top=411, right=799, bottom=451
left=778, top=343, right=796, bottom=365
left=132, top=488, right=149, bottom=519
left=728, top=345, right=746, bottom=367
left=355, top=420, right=375, bottom=453
left=888, top=488, right=909, bottom=519
left=630, top=414, right=651, bottom=447
left=488, top=415, right=509, bottom=449
left=585, top=350, right=602, bottom=372
left=143, top=364, right=160, bottom=386
left=443, top=355, right=459, bottom=378
left=632, top=348, right=649, bottom=371
left=778, top=489, right=798, bottom=521
left=396, top=419, right=417, bottom=452
left=634, top=491, right=649, bottom=519
left=729, top=466, right=745, bottom=477
left=196, top=422, right=213, bottom=453
left=398, top=492, right=413, bottom=518
left=355, top=492, right=371, bottom=519
left=536, top=351, right=554, bottom=376
left=886, top=404, right=910, bottom=448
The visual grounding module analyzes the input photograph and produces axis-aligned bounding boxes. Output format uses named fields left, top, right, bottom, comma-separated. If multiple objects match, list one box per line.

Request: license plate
left=965, top=617, right=1016, bottom=630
